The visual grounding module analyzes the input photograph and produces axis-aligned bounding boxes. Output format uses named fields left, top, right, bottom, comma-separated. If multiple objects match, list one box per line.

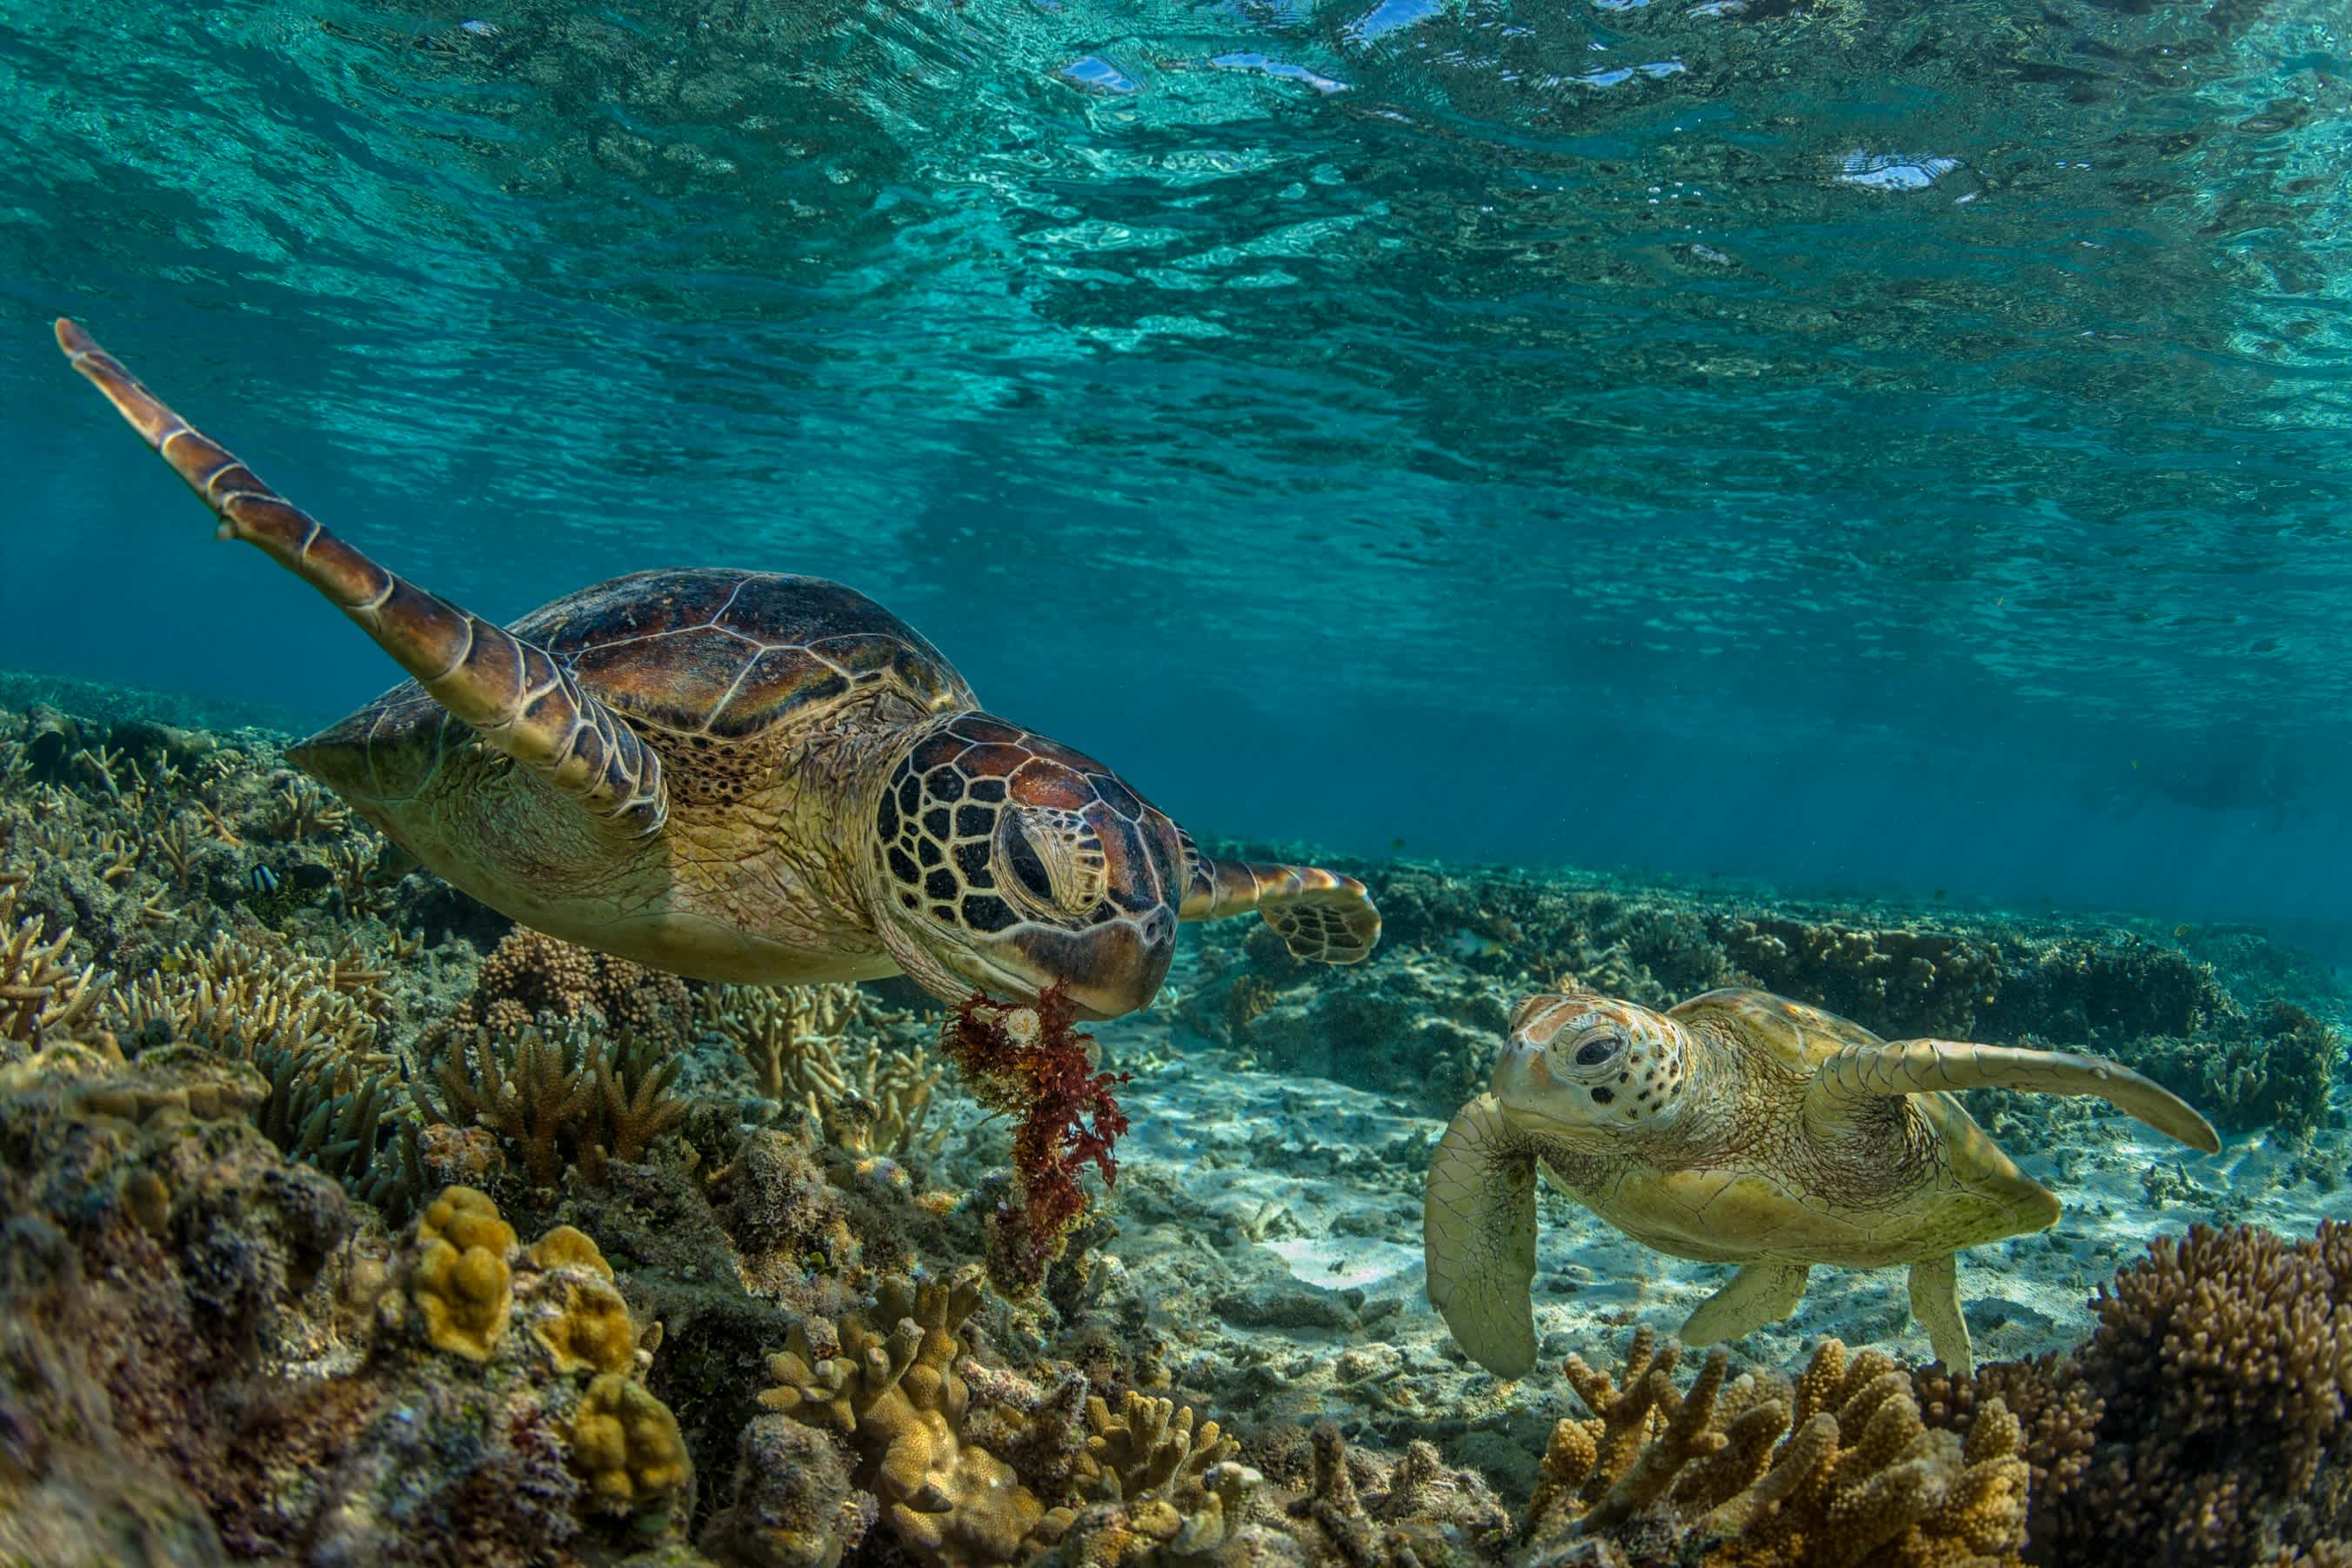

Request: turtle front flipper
left=1177, top=836, right=1380, bottom=964
left=56, top=320, right=665, bottom=837
left=1802, top=1037, right=2221, bottom=1154
left=1424, top=1093, right=1540, bottom=1378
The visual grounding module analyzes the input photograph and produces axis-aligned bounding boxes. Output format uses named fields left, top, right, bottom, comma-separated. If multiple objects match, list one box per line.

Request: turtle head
left=865, top=713, right=1185, bottom=1019
left=1489, top=992, right=1693, bottom=1136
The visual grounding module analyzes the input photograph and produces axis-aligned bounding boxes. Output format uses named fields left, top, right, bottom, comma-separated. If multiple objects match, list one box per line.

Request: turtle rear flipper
left=1679, top=1260, right=1809, bottom=1350
left=1802, top=1037, right=2220, bottom=1154
left=1424, top=1093, right=1540, bottom=1378
left=1177, top=844, right=1380, bottom=963
left=57, top=319, right=665, bottom=837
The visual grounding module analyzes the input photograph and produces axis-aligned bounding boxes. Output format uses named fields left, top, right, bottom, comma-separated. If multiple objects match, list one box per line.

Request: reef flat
left=0, top=682, right=2347, bottom=1567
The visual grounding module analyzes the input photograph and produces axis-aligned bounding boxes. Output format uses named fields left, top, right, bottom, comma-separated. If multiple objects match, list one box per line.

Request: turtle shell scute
left=497, top=567, right=972, bottom=737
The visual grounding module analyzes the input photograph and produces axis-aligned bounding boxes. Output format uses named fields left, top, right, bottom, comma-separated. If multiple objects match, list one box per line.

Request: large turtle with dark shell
left=1426, top=987, right=2219, bottom=1375
left=57, top=320, right=1379, bottom=1017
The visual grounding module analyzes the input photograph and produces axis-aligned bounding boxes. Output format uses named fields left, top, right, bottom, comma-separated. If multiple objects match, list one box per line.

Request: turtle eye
left=996, top=807, right=1106, bottom=920
left=1002, top=815, right=1056, bottom=904
left=1572, top=1033, right=1623, bottom=1069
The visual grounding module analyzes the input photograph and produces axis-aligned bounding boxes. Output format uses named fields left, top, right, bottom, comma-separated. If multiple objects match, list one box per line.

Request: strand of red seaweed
left=939, top=983, right=1132, bottom=1293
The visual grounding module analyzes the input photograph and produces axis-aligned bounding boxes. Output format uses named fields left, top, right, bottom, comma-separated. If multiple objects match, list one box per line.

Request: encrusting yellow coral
left=408, top=1185, right=518, bottom=1362
left=762, top=1273, right=1046, bottom=1567
left=534, top=1274, right=640, bottom=1376
left=530, top=1223, right=613, bottom=1277
left=571, top=1371, right=693, bottom=1513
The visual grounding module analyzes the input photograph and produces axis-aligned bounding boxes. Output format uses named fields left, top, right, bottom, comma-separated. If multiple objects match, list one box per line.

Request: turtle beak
left=1489, top=1032, right=1550, bottom=1105
left=1025, top=910, right=1176, bottom=1020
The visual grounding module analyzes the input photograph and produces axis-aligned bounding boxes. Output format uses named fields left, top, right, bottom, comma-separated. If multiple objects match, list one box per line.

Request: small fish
left=1447, top=926, right=1505, bottom=960
left=458, top=18, right=501, bottom=35
left=248, top=864, right=281, bottom=896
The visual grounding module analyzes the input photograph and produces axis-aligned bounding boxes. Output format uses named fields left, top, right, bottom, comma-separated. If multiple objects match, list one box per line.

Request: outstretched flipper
left=1177, top=836, right=1380, bottom=963
left=1424, top=1093, right=1539, bottom=1378
left=56, top=320, right=665, bottom=836
left=1802, top=1037, right=2221, bottom=1154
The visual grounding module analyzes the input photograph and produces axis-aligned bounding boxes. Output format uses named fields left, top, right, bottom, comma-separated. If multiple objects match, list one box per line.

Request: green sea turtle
left=1425, top=987, right=2220, bottom=1374
left=56, top=319, right=1380, bottom=1017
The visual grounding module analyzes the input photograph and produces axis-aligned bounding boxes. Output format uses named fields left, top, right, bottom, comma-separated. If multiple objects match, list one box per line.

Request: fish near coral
left=55, top=321, right=1380, bottom=1018
left=1426, top=987, right=2221, bottom=1376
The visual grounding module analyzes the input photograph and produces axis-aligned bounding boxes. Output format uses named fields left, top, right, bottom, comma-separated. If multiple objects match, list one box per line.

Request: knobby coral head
left=940, top=983, right=1133, bottom=1294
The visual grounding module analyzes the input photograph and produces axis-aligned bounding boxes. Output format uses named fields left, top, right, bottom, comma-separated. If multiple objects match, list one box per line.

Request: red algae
left=940, top=984, right=1131, bottom=1293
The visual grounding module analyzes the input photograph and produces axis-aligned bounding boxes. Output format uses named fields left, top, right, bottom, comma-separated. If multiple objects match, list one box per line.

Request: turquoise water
left=3, top=0, right=2350, bottom=937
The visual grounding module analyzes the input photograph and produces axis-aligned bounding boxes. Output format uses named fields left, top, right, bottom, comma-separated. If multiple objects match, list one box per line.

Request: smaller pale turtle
left=1425, top=987, right=2220, bottom=1375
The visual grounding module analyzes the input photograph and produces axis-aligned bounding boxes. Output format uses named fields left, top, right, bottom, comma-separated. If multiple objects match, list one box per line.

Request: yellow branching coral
left=1528, top=1331, right=2032, bottom=1568
left=571, top=1372, right=692, bottom=1513
left=107, top=927, right=387, bottom=1059
left=0, top=873, right=103, bottom=1049
left=1077, top=1392, right=1239, bottom=1504
left=762, top=1273, right=1045, bottom=1566
left=409, top=1185, right=518, bottom=1362
left=1033, top=1393, right=1262, bottom=1568
left=705, top=982, right=945, bottom=1158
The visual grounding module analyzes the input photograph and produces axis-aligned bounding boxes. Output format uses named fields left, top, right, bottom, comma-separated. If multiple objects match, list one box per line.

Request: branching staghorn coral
left=1268, top=1422, right=1508, bottom=1568
left=264, top=774, right=351, bottom=842
left=1526, top=1330, right=2031, bottom=1568
left=0, top=871, right=103, bottom=1051
left=704, top=981, right=947, bottom=1159
left=251, top=1040, right=424, bottom=1218
left=417, top=1023, right=686, bottom=1187
left=1031, top=1391, right=1263, bottom=1568
left=106, top=925, right=391, bottom=1060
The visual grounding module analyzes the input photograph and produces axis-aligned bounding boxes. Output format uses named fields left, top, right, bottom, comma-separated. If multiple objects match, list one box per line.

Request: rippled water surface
left=3, top=0, right=2349, bottom=931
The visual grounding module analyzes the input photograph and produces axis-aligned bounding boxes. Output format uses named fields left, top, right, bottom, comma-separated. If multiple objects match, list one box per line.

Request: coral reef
left=572, top=1370, right=695, bottom=1514
left=407, top=1184, right=520, bottom=1360
left=416, top=1020, right=688, bottom=1187
left=451, top=926, right=697, bottom=1051
left=3, top=696, right=2348, bottom=1568
left=0, top=871, right=102, bottom=1051
left=943, top=987, right=1132, bottom=1295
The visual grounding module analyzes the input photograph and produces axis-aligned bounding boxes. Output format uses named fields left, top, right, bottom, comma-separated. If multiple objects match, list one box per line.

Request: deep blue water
left=3, top=0, right=2349, bottom=944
